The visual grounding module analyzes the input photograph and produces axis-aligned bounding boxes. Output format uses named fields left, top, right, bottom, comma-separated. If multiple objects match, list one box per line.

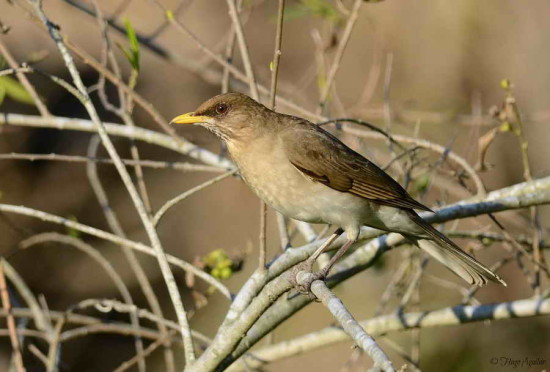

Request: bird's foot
left=291, top=259, right=327, bottom=294
left=296, top=271, right=325, bottom=294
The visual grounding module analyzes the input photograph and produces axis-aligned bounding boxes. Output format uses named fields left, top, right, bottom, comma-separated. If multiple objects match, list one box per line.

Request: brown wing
left=281, top=121, right=432, bottom=212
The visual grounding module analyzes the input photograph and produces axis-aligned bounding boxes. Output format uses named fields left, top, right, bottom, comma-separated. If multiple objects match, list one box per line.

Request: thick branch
left=231, top=296, right=550, bottom=370
left=0, top=114, right=233, bottom=169
left=210, top=176, right=550, bottom=370
left=299, top=273, right=394, bottom=371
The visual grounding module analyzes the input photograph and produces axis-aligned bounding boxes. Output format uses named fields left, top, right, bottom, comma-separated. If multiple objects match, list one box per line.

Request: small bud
left=500, top=79, right=512, bottom=90
left=499, top=122, right=512, bottom=132
left=481, top=237, right=492, bottom=246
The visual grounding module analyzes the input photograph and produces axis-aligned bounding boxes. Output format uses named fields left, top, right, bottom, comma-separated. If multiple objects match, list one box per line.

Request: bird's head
left=171, top=92, right=270, bottom=142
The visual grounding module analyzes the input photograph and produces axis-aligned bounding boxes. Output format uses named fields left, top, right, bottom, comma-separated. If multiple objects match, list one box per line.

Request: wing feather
left=282, top=121, right=432, bottom=212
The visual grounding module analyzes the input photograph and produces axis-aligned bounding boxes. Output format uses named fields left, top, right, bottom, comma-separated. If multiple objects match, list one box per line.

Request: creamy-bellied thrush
left=172, top=93, right=506, bottom=287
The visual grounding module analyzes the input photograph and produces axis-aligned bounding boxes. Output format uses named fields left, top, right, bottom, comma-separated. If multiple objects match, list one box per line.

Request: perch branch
left=206, top=176, right=550, bottom=370
left=298, top=273, right=394, bottom=371
left=231, top=296, right=550, bottom=370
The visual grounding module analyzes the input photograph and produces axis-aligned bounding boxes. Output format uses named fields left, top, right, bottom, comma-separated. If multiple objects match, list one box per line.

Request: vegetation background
left=0, top=0, right=549, bottom=371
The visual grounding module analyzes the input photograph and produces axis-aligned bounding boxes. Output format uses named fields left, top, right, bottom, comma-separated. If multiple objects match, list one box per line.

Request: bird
left=171, top=92, right=506, bottom=288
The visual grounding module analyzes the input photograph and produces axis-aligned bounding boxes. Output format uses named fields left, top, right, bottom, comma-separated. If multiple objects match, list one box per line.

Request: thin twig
left=90, top=2, right=154, bottom=218
left=114, top=331, right=177, bottom=372
left=66, top=298, right=212, bottom=345
left=1, top=260, right=53, bottom=336
left=268, top=0, right=289, bottom=254
left=319, top=0, right=363, bottom=109
left=224, top=0, right=259, bottom=99
left=0, top=113, right=233, bottom=169
left=221, top=28, right=237, bottom=94
left=269, top=0, right=285, bottom=110
left=0, top=261, right=26, bottom=372
left=487, top=214, right=550, bottom=277
left=342, top=125, right=486, bottom=197
left=26, top=1, right=195, bottom=360
left=19, top=232, right=145, bottom=369
left=86, top=135, right=174, bottom=372
left=0, top=152, right=225, bottom=172
left=506, top=90, right=544, bottom=294
left=445, top=230, right=550, bottom=249
left=258, top=201, right=268, bottom=271
left=28, top=344, right=48, bottom=367
left=382, top=53, right=394, bottom=132
left=0, top=203, right=231, bottom=299
left=153, top=170, right=237, bottom=226
left=0, top=40, right=50, bottom=117
left=0, top=307, right=178, bottom=342
left=152, top=0, right=256, bottom=99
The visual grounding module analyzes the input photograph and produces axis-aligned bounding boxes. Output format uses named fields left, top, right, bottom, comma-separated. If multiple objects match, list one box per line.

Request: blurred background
left=0, top=0, right=549, bottom=371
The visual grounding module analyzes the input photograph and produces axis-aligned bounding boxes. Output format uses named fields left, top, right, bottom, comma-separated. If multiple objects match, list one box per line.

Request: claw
left=291, top=259, right=327, bottom=294
left=296, top=271, right=325, bottom=293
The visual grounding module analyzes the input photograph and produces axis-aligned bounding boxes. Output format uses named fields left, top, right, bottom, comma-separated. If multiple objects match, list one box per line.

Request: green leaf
left=414, top=174, right=430, bottom=194
left=125, top=19, right=139, bottom=57
left=481, top=237, right=493, bottom=246
left=0, top=76, right=34, bottom=105
left=66, top=215, right=81, bottom=239
left=0, top=85, right=5, bottom=106
left=203, top=249, right=235, bottom=280
left=284, top=4, right=310, bottom=21
left=165, top=10, right=174, bottom=21
left=500, top=78, right=511, bottom=90
left=499, top=122, right=512, bottom=132
left=285, top=0, right=343, bottom=24
left=118, top=18, right=140, bottom=72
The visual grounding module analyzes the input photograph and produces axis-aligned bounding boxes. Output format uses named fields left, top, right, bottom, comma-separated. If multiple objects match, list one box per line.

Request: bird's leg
left=317, top=238, right=355, bottom=279
left=293, top=228, right=344, bottom=293
left=307, top=228, right=344, bottom=265
left=295, top=238, right=356, bottom=293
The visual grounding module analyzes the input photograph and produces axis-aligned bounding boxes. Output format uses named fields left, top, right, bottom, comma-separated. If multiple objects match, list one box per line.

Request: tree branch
left=299, top=273, right=394, bottom=371
left=0, top=113, right=233, bottom=169
left=231, top=295, right=550, bottom=370
left=0, top=203, right=231, bottom=299
left=207, top=176, right=550, bottom=370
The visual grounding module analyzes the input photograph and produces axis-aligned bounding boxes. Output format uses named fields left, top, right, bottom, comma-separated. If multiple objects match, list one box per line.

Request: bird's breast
left=226, top=137, right=376, bottom=229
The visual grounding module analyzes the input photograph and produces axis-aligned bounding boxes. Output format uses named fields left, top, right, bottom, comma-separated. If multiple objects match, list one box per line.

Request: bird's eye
left=216, top=103, right=229, bottom=115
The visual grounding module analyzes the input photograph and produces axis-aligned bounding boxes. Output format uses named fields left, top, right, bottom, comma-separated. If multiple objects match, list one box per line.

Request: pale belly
left=244, top=165, right=374, bottom=227
left=229, top=138, right=376, bottom=230
left=228, top=137, right=423, bottom=239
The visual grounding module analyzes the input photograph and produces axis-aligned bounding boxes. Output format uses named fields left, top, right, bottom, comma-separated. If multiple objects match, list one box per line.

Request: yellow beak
left=170, top=112, right=210, bottom=125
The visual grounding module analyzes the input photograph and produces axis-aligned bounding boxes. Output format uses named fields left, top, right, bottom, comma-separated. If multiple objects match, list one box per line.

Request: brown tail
left=406, top=210, right=506, bottom=287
